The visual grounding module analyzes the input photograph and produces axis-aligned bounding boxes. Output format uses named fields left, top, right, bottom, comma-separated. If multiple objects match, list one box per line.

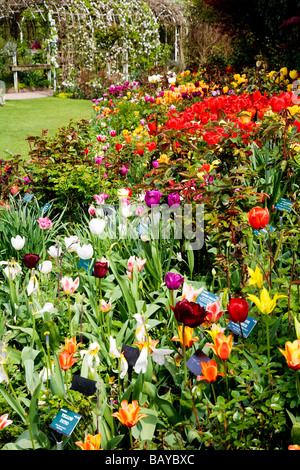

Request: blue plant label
left=195, top=289, right=219, bottom=307
left=50, top=408, right=81, bottom=436
left=77, top=258, right=93, bottom=274
left=227, top=315, right=258, bottom=338
left=41, top=203, right=51, bottom=214
left=253, top=224, right=276, bottom=236
left=275, top=198, right=293, bottom=213
left=22, top=193, right=34, bottom=203
left=187, top=348, right=211, bottom=376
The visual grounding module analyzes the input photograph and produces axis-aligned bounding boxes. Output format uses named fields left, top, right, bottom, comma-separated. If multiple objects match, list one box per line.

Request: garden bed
left=0, top=63, right=300, bottom=452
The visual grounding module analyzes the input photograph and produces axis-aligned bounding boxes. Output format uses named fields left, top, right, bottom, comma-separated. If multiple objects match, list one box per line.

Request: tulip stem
left=211, top=382, right=217, bottom=404
left=222, top=359, right=230, bottom=400
left=129, top=427, right=133, bottom=449
left=265, top=316, right=270, bottom=363
left=296, top=371, right=300, bottom=398
left=182, top=324, right=188, bottom=386
left=68, top=295, right=71, bottom=336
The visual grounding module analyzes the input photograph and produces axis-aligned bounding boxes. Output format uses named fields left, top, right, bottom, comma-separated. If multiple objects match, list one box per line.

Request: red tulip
left=247, top=207, right=269, bottom=230
left=172, top=299, right=207, bottom=328
left=227, top=298, right=249, bottom=323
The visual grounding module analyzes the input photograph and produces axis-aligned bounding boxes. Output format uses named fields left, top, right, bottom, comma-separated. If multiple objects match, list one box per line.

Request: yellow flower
left=158, top=154, right=170, bottom=164
left=247, top=287, right=287, bottom=315
left=247, top=266, right=264, bottom=289
left=280, top=67, right=288, bottom=76
left=290, top=70, right=298, bottom=80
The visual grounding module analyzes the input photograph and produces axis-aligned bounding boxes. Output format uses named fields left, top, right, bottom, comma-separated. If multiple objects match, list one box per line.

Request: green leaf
left=0, top=384, right=26, bottom=424
left=142, top=381, right=182, bottom=425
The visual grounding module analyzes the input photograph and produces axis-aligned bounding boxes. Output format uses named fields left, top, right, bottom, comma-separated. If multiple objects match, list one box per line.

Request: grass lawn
left=0, top=96, right=93, bottom=159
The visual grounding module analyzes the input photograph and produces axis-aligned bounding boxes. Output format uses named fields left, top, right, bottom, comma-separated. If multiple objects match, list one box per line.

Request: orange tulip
left=206, top=332, right=233, bottom=360
left=75, top=434, right=102, bottom=450
left=59, top=349, right=77, bottom=370
left=288, top=444, right=300, bottom=450
left=63, top=337, right=80, bottom=354
left=111, top=400, right=148, bottom=428
left=279, top=340, right=300, bottom=371
left=196, top=359, right=225, bottom=383
left=171, top=325, right=199, bottom=348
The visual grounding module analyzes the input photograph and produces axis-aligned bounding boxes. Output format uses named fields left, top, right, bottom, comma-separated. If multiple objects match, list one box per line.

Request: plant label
left=50, top=408, right=81, bottom=436
left=275, top=198, right=293, bottom=213
left=70, top=374, right=97, bottom=397
left=195, top=289, right=219, bottom=307
left=227, top=315, right=258, bottom=338
left=22, top=193, right=34, bottom=203
left=77, top=258, right=93, bottom=275
left=187, top=348, right=211, bottom=376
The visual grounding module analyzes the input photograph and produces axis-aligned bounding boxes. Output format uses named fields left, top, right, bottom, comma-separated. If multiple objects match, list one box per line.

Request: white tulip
left=48, top=245, right=61, bottom=257
left=64, top=236, right=80, bottom=252
left=77, top=243, right=94, bottom=260
left=11, top=235, right=25, bottom=250
left=39, top=260, right=53, bottom=274
left=89, top=218, right=106, bottom=235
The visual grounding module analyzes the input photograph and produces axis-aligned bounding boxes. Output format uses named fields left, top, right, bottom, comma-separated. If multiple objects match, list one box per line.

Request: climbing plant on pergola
left=0, top=0, right=184, bottom=90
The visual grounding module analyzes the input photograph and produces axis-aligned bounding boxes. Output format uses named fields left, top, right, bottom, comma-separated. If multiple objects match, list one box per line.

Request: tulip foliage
left=1, top=63, right=300, bottom=452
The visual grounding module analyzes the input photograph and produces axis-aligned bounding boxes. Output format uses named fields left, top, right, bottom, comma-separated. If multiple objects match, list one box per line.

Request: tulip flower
left=100, top=298, right=111, bottom=312
left=63, top=337, right=80, bottom=354
left=206, top=332, right=233, bottom=360
left=0, top=413, right=13, bottom=430
left=203, top=299, right=224, bottom=326
left=94, top=193, right=109, bottom=205
left=77, top=244, right=94, bottom=260
left=92, top=257, right=109, bottom=278
left=48, top=245, right=62, bottom=258
left=288, top=445, right=300, bottom=450
left=0, top=260, right=22, bottom=279
left=279, top=340, right=300, bottom=371
left=37, top=217, right=52, bottom=229
left=182, top=282, right=204, bottom=302
left=11, top=235, right=25, bottom=250
left=39, top=260, right=53, bottom=275
left=196, top=359, right=225, bottom=383
left=247, top=207, right=269, bottom=230
left=22, top=254, right=40, bottom=269
left=165, top=272, right=184, bottom=290
left=172, top=325, right=199, bottom=348
left=227, top=298, right=249, bottom=323
left=65, top=236, right=80, bottom=252
left=80, top=342, right=100, bottom=374
left=75, top=434, right=102, bottom=450
left=117, top=187, right=132, bottom=198
left=247, top=287, right=287, bottom=315
left=167, top=192, right=181, bottom=207
left=127, top=256, right=146, bottom=279
left=172, top=299, right=207, bottom=328
left=247, top=266, right=264, bottom=289
left=59, top=349, right=77, bottom=370
left=112, top=400, right=148, bottom=428
left=26, top=275, right=39, bottom=296
left=61, top=276, right=79, bottom=295
left=109, top=336, right=128, bottom=379
left=144, top=189, right=163, bottom=207
left=89, top=218, right=106, bottom=235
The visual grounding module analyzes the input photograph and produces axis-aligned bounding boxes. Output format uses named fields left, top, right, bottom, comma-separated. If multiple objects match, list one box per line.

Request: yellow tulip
left=280, top=67, right=288, bottom=76
left=290, top=70, right=298, bottom=80
left=247, top=287, right=287, bottom=315
left=247, top=266, right=264, bottom=289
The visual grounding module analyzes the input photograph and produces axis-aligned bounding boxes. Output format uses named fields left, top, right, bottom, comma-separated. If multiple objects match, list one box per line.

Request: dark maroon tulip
left=173, top=299, right=207, bottom=328
left=22, top=254, right=40, bottom=269
left=165, top=272, right=184, bottom=290
left=167, top=192, right=181, bottom=207
left=92, top=259, right=109, bottom=278
left=144, top=190, right=163, bottom=207
left=227, top=298, right=249, bottom=323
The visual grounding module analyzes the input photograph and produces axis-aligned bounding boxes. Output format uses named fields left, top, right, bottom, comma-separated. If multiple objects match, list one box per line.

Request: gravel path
left=4, top=90, right=54, bottom=100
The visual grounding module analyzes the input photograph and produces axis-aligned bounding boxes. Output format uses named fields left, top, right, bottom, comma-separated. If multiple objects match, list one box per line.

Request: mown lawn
left=0, top=96, right=93, bottom=159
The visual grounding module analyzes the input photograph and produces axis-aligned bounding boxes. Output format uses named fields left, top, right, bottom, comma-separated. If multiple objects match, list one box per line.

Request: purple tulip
left=165, top=272, right=184, bottom=290
left=152, top=160, right=159, bottom=168
left=167, top=192, right=181, bottom=207
left=144, top=190, right=163, bottom=207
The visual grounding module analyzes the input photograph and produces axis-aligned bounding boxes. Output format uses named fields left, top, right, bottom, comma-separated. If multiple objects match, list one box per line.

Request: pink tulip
left=94, top=193, right=109, bottom=205
left=0, top=414, right=13, bottom=430
left=100, top=299, right=111, bottom=312
left=127, top=256, right=146, bottom=273
left=110, top=130, right=117, bottom=137
left=61, top=276, right=79, bottom=295
left=38, top=217, right=52, bottom=230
